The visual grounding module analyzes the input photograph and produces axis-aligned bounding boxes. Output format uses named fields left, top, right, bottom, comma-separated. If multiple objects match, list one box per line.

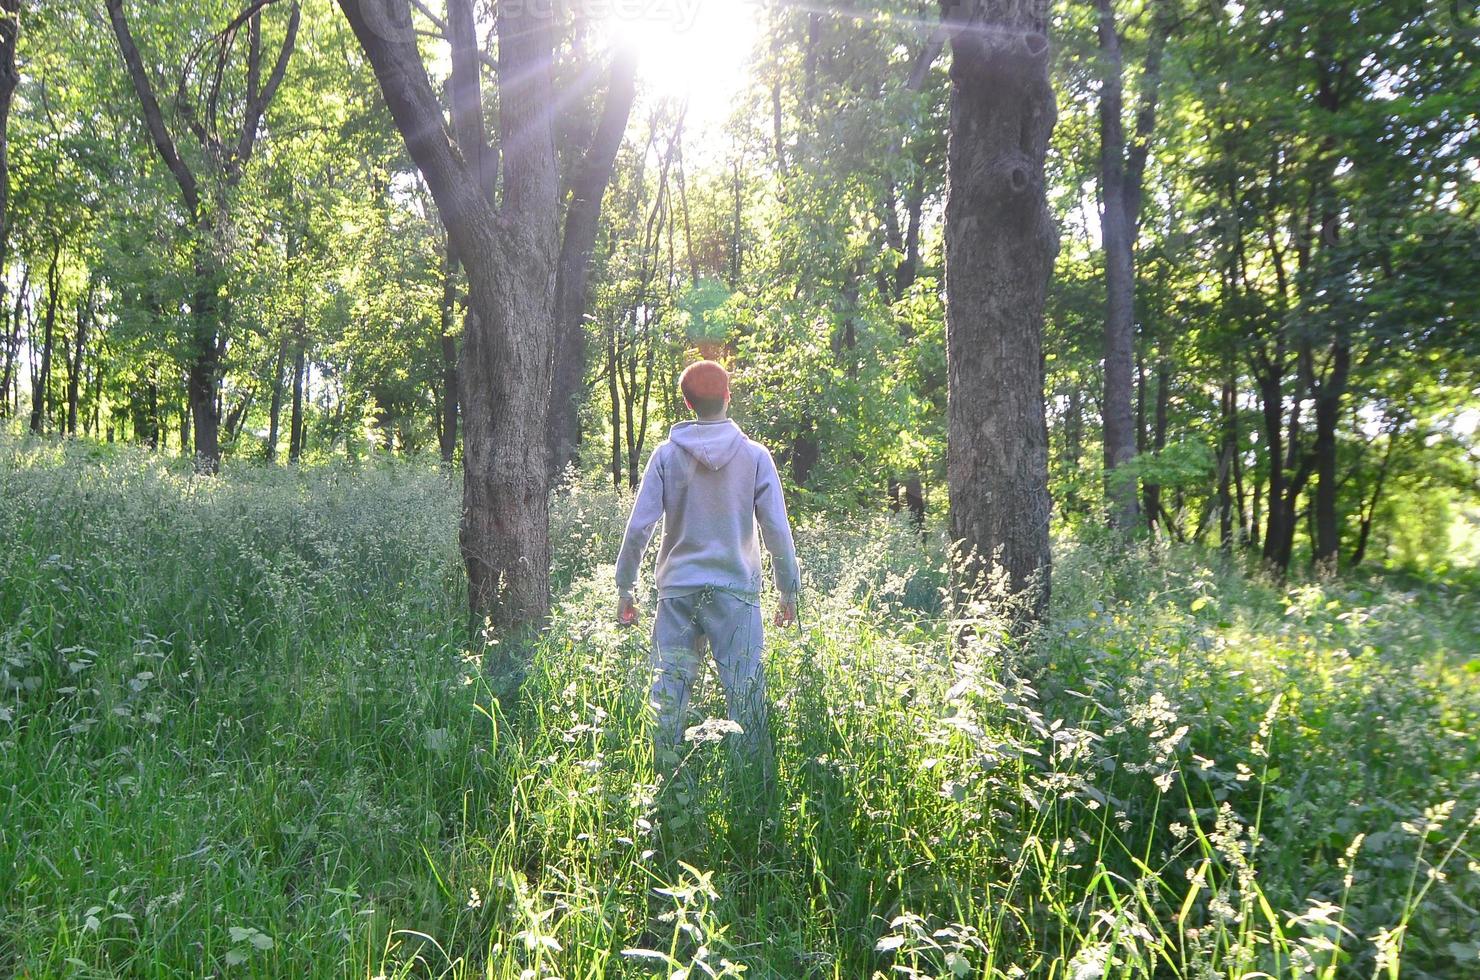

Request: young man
left=615, top=360, right=800, bottom=772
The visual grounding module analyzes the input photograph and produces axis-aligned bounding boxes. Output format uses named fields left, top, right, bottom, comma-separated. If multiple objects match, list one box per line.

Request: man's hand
left=774, top=595, right=797, bottom=628
left=617, top=595, right=638, bottom=627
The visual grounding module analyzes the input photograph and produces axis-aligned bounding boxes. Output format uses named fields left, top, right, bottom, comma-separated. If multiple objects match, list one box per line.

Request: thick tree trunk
left=943, top=0, right=1056, bottom=623
left=1096, top=0, right=1133, bottom=530
left=341, top=0, right=640, bottom=630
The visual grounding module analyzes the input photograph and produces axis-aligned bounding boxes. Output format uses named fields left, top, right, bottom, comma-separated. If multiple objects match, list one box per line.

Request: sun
left=600, top=0, right=759, bottom=134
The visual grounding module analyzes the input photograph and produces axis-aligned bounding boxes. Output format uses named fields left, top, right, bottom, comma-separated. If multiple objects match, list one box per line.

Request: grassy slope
left=1, top=441, right=1476, bottom=979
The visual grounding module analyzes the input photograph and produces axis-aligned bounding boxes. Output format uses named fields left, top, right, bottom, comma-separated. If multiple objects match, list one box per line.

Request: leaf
left=875, top=935, right=906, bottom=952
left=225, top=949, right=249, bottom=966
left=1191, top=596, right=1212, bottom=612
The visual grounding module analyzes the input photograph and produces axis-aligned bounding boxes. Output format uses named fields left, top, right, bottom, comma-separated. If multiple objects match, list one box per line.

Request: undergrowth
left=1, top=439, right=1476, bottom=978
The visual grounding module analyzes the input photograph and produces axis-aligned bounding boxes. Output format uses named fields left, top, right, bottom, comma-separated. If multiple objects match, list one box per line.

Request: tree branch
left=105, top=0, right=201, bottom=215
left=335, top=0, right=492, bottom=260
left=906, top=22, right=948, bottom=92
left=446, top=0, right=494, bottom=200
left=231, top=0, right=300, bottom=179
left=1124, top=0, right=1174, bottom=218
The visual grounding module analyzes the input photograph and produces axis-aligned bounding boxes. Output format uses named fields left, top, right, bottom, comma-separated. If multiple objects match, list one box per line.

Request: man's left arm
left=754, top=447, right=801, bottom=625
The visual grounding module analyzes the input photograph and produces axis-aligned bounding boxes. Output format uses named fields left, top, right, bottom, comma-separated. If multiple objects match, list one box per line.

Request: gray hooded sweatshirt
left=616, top=418, right=801, bottom=604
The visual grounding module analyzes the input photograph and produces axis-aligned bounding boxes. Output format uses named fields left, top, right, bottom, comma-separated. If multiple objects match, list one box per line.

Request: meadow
left=1, top=440, right=1477, bottom=979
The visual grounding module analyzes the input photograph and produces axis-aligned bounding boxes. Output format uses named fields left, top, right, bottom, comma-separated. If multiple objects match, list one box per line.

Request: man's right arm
left=616, top=448, right=665, bottom=602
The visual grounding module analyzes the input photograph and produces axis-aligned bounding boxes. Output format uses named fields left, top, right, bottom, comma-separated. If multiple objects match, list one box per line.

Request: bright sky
left=599, top=0, right=761, bottom=143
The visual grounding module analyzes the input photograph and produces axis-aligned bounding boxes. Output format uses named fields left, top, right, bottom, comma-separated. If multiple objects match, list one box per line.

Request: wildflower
left=467, top=887, right=482, bottom=910
left=684, top=718, right=743, bottom=744
left=1169, top=822, right=1189, bottom=840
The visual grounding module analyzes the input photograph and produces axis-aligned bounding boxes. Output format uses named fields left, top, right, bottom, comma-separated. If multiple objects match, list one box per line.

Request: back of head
left=680, top=360, right=730, bottom=418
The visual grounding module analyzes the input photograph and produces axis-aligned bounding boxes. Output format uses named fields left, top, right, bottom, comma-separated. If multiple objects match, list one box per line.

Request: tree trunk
left=438, top=249, right=460, bottom=466
left=1311, top=336, right=1349, bottom=570
left=1100, top=161, right=1139, bottom=531
left=184, top=249, right=226, bottom=470
left=607, top=324, right=622, bottom=490
left=1349, top=428, right=1396, bottom=568
left=266, top=333, right=287, bottom=461
left=1093, top=0, right=1172, bottom=531
left=29, top=241, right=60, bottom=434
left=1218, top=374, right=1236, bottom=549
left=66, top=287, right=90, bottom=435
left=1096, top=0, right=1134, bottom=530
left=729, top=159, right=743, bottom=287
left=0, top=0, right=18, bottom=415
left=289, top=335, right=305, bottom=462
left=546, top=51, right=637, bottom=478
left=1144, top=357, right=1169, bottom=533
left=341, top=0, right=643, bottom=630
left=943, top=0, right=1056, bottom=624
left=106, top=0, right=299, bottom=472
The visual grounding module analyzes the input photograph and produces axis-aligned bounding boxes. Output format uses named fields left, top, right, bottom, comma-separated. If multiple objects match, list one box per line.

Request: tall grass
left=1, top=438, right=1476, bottom=978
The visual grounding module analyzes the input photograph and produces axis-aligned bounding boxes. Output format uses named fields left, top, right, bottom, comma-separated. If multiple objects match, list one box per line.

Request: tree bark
left=943, top=0, right=1056, bottom=624
left=438, top=247, right=460, bottom=465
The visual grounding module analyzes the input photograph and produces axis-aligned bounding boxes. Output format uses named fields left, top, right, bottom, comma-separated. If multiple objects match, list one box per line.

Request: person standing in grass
left=616, top=360, right=800, bottom=779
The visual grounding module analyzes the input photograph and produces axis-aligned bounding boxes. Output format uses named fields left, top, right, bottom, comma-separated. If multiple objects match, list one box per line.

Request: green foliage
left=3, top=446, right=1476, bottom=977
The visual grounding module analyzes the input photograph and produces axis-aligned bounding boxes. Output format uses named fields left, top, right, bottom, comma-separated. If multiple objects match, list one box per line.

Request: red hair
left=679, top=360, right=730, bottom=412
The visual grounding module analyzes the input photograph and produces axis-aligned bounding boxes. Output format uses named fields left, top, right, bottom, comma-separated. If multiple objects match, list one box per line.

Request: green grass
left=1, top=437, right=1477, bottom=978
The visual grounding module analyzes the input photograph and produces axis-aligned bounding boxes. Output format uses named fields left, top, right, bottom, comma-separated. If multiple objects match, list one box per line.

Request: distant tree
left=1092, top=0, right=1174, bottom=532
left=942, top=0, right=1056, bottom=623
left=104, top=0, right=301, bottom=471
left=0, top=0, right=18, bottom=417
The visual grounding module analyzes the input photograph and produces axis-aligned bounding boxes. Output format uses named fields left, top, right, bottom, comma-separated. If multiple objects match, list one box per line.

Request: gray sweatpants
left=650, top=588, right=771, bottom=775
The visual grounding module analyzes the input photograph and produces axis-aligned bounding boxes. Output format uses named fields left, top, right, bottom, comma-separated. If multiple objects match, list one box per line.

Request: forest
left=1, top=0, right=1477, bottom=977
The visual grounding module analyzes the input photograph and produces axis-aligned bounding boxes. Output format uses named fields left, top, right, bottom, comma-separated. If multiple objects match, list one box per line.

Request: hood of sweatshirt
left=667, top=419, right=747, bottom=471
